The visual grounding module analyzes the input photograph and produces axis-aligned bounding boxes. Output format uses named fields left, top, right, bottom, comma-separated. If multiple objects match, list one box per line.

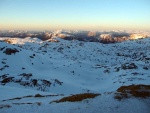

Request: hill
left=0, top=36, right=150, bottom=113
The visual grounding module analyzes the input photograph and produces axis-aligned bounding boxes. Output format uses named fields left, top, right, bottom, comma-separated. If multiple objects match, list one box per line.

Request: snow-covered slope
left=0, top=37, right=150, bottom=113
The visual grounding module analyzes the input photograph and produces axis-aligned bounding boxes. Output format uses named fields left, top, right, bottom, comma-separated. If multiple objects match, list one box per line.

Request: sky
left=0, top=0, right=150, bottom=31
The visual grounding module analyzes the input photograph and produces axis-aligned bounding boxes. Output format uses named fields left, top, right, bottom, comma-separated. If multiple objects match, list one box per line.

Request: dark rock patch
left=3, top=48, right=19, bottom=55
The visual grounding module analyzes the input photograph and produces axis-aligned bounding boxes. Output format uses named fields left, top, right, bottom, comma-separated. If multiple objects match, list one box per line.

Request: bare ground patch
left=114, top=84, right=150, bottom=101
left=52, top=93, right=100, bottom=103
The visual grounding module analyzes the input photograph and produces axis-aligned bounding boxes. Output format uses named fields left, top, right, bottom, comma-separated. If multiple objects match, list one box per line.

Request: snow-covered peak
left=100, top=34, right=112, bottom=39
left=130, top=34, right=148, bottom=39
left=0, top=37, right=42, bottom=45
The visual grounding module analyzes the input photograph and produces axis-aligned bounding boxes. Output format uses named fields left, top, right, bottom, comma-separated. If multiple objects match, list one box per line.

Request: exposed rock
left=3, top=39, right=13, bottom=44
left=3, top=48, right=19, bottom=55
left=121, top=63, right=138, bottom=70
left=143, top=66, right=148, bottom=70
left=1, top=77, right=14, bottom=84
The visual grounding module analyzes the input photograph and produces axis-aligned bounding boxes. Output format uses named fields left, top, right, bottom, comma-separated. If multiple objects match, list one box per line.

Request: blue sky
left=0, top=0, right=150, bottom=31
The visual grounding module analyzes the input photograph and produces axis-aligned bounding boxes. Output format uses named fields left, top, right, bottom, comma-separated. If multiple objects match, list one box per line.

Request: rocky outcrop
left=3, top=48, right=19, bottom=55
left=121, top=63, right=138, bottom=70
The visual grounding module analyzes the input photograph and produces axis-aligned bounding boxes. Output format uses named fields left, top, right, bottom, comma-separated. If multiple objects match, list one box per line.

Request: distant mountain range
left=0, top=34, right=150, bottom=113
left=0, top=30, right=149, bottom=43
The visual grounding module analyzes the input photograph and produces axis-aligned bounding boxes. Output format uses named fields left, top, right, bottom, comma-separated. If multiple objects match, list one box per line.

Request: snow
left=130, top=34, right=148, bottom=39
left=0, top=36, right=150, bottom=113
left=1, top=94, right=150, bottom=113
